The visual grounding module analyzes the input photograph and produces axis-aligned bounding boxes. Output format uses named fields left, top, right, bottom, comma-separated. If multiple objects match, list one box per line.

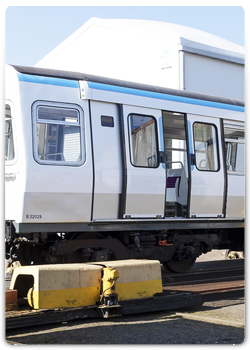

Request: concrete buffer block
left=9, top=260, right=162, bottom=310
left=92, top=259, right=163, bottom=301
left=9, top=264, right=102, bottom=309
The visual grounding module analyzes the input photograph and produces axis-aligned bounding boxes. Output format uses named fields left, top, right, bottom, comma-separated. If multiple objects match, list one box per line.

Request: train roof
left=11, top=65, right=244, bottom=108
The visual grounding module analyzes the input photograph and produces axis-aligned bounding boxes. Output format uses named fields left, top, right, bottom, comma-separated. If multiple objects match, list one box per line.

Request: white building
left=35, top=18, right=244, bottom=100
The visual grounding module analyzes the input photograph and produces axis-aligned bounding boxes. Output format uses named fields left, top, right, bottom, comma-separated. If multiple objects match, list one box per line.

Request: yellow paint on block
left=115, top=279, right=162, bottom=301
left=32, top=285, right=100, bottom=309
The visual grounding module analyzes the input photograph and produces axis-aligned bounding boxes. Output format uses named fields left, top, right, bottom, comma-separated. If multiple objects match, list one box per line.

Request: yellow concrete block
left=93, top=260, right=162, bottom=301
left=9, top=264, right=102, bottom=309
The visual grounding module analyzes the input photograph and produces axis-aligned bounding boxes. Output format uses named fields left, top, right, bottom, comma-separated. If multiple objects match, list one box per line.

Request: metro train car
left=5, top=64, right=245, bottom=272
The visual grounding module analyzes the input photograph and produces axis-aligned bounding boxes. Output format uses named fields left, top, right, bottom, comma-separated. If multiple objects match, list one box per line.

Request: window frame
left=224, top=124, right=245, bottom=176
left=128, top=113, right=159, bottom=168
left=5, top=101, right=17, bottom=165
left=32, top=101, right=85, bottom=167
left=193, top=121, right=220, bottom=172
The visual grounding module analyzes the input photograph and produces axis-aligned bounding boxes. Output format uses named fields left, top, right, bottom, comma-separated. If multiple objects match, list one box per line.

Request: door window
left=193, top=123, right=219, bottom=171
left=128, top=114, right=158, bottom=167
left=224, top=126, right=245, bottom=174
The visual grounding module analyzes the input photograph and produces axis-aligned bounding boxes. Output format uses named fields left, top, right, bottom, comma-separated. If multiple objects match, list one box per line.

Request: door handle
left=159, top=151, right=165, bottom=163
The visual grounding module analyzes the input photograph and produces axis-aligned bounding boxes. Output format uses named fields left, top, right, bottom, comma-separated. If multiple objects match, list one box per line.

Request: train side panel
left=6, top=69, right=94, bottom=223
left=226, top=176, right=245, bottom=218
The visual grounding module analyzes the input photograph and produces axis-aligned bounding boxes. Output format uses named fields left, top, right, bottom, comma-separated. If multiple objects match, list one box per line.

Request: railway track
left=5, top=259, right=244, bottom=330
left=161, top=259, right=244, bottom=302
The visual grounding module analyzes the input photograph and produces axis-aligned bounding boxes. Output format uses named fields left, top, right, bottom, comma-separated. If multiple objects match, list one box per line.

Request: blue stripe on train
left=17, top=73, right=79, bottom=88
left=16, top=73, right=245, bottom=112
left=88, top=81, right=244, bottom=112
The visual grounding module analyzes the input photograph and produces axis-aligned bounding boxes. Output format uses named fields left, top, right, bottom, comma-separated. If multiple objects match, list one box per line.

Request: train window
left=5, top=104, right=15, bottom=162
left=33, top=103, right=85, bottom=166
left=193, top=123, right=219, bottom=171
left=224, top=127, right=245, bottom=174
left=101, top=116, right=114, bottom=127
left=128, top=114, right=158, bottom=167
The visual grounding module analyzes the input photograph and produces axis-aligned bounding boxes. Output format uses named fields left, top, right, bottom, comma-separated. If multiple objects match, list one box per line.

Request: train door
left=187, top=114, right=224, bottom=217
left=223, top=122, right=245, bottom=218
left=90, top=101, right=122, bottom=220
left=122, top=105, right=166, bottom=218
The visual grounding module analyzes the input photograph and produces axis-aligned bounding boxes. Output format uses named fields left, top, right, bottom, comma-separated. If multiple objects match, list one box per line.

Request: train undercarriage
left=5, top=220, right=244, bottom=273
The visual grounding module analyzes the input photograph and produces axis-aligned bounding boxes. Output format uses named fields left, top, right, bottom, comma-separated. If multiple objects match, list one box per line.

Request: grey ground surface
left=6, top=298, right=245, bottom=345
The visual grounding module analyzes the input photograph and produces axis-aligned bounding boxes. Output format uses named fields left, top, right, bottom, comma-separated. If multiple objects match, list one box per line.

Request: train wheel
left=18, top=243, right=48, bottom=266
left=163, top=256, right=196, bottom=273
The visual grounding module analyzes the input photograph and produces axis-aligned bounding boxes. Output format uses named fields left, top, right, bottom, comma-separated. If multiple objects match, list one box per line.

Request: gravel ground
left=5, top=250, right=245, bottom=345
left=6, top=298, right=244, bottom=345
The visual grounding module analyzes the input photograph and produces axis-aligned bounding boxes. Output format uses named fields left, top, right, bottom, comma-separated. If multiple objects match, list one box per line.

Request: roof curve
left=80, top=18, right=244, bottom=54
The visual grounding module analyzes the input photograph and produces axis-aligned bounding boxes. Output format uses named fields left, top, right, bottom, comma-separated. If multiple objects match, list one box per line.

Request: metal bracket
left=98, top=304, right=122, bottom=318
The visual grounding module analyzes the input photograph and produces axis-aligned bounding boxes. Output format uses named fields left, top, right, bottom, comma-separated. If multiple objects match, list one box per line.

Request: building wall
left=184, top=53, right=244, bottom=100
left=36, top=18, right=244, bottom=100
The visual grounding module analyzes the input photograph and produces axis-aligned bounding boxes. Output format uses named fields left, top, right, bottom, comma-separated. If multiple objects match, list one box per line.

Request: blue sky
left=5, top=5, right=245, bottom=67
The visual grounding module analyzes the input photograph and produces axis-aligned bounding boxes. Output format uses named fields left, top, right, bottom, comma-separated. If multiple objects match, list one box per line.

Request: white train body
left=5, top=64, right=244, bottom=271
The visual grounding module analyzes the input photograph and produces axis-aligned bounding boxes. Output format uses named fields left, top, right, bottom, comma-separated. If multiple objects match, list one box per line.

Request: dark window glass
left=101, top=116, right=114, bottom=127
